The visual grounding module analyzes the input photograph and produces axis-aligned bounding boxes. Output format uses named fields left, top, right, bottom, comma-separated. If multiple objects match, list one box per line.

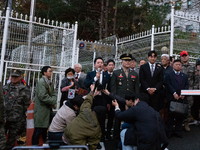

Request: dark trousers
left=192, top=96, right=200, bottom=121
left=145, top=93, right=160, bottom=112
left=106, top=105, right=115, bottom=134
left=32, top=127, right=48, bottom=145
left=113, top=103, right=125, bottom=144
left=92, top=95, right=107, bottom=138
left=48, top=131, right=64, bottom=141
left=165, top=101, right=184, bottom=135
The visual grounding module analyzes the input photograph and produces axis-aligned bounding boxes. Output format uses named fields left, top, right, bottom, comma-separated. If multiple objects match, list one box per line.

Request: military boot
left=184, top=122, right=190, bottom=131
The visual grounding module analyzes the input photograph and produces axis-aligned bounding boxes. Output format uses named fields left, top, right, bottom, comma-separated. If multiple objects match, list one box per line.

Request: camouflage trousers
left=185, top=96, right=194, bottom=122
left=5, top=121, right=26, bottom=150
left=0, top=124, right=6, bottom=150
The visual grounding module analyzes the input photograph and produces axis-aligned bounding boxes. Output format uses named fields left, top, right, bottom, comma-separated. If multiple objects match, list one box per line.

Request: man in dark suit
left=74, top=63, right=87, bottom=90
left=112, top=93, right=168, bottom=150
left=111, top=53, right=139, bottom=145
left=105, top=59, right=115, bottom=140
left=139, top=50, right=163, bottom=111
left=165, top=59, right=189, bottom=138
left=84, top=57, right=110, bottom=143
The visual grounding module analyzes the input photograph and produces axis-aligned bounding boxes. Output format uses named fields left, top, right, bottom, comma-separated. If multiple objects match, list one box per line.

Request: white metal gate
left=0, top=7, right=78, bottom=108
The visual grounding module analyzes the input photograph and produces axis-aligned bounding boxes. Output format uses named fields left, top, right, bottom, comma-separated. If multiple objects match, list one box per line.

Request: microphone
left=97, top=68, right=101, bottom=72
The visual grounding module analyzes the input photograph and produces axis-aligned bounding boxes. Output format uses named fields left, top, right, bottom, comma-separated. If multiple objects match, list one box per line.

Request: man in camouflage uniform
left=180, top=51, right=195, bottom=131
left=0, top=82, right=6, bottom=149
left=3, top=70, right=31, bottom=150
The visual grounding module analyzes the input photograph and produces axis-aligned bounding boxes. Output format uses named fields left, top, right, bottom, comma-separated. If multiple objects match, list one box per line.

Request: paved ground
left=103, top=125, right=200, bottom=150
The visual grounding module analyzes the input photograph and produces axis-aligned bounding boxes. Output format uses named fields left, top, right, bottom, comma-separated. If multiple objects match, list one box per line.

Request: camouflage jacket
left=3, top=82, right=31, bottom=122
left=0, top=82, right=4, bottom=123
left=194, top=69, right=200, bottom=90
left=181, top=63, right=195, bottom=90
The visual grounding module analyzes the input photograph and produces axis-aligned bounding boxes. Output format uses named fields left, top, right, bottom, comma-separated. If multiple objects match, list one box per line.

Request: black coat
left=84, top=70, right=110, bottom=107
left=165, top=71, right=189, bottom=102
left=60, top=77, right=80, bottom=108
left=115, top=101, right=168, bottom=150
left=139, top=63, right=163, bottom=93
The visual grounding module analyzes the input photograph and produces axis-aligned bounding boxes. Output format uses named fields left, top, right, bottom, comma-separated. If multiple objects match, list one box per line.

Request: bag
left=169, top=101, right=188, bottom=118
left=159, top=107, right=168, bottom=123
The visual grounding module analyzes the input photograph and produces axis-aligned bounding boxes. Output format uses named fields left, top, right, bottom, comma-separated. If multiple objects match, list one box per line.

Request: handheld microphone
left=97, top=68, right=101, bottom=72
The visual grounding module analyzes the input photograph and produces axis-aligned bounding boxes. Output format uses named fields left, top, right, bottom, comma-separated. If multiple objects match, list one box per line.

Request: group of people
left=0, top=49, right=199, bottom=150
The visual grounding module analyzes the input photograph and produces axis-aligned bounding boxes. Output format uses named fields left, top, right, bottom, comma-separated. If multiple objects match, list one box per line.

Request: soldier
left=0, top=82, right=6, bottom=150
left=3, top=70, right=31, bottom=150
left=111, top=53, right=139, bottom=146
left=180, top=51, right=195, bottom=131
left=192, top=59, right=200, bottom=125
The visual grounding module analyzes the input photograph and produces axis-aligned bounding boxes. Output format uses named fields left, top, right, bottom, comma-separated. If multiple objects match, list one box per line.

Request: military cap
left=120, top=53, right=132, bottom=60
left=180, top=51, right=188, bottom=57
left=11, top=69, right=23, bottom=77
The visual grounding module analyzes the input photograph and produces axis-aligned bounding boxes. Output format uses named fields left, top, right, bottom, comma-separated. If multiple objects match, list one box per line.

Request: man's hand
left=94, top=88, right=101, bottom=96
left=103, top=89, right=110, bottom=95
left=148, top=88, right=155, bottom=95
left=96, top=71, right=100, bottom=79
left=174, top=93, right=179, bottom=100
left=180, top=95, right=185, bottom=99
left=107, top=104, right=111, bottom=111
left=112, top=99, right=119, bottom=107
left=90, top=84, right=95, bottom=91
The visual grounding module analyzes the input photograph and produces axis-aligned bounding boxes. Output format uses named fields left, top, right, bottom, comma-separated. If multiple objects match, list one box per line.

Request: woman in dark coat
left=60, top=68, right=80, bottom=108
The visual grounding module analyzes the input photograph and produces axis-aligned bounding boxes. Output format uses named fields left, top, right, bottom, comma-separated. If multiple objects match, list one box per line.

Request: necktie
left=151, top=64, right=154, bottom=77
left=176, top=72, right=179, bottom=75
left=75, top=73, right=79, bottom=80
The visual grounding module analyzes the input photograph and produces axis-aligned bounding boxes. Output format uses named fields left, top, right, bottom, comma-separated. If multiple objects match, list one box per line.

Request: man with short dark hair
left=105, top=59, right=115, bottom=140
left=130, top=57, right=139, bottom=74
left=4, top=70, right=31, bottom=150
left=113, top=93, right=168, bottom=150
left=32, top=66, right=57, bottom=145
left=84, top=57, right=110, bottom=144
left=165, top=59, right=189, bottom=138
left=139, top=51, right=163, bottom=111
left=48, top=95, right=84, bottom=141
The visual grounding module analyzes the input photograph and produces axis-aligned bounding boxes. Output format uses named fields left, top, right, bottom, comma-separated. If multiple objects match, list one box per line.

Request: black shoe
left=105, top=133, right=113, bottom=141
left=174, top=133, right=183, bottom=138
left=97, top=143, right=102, bottom=149
left=101, top=136, right=105, bottom=142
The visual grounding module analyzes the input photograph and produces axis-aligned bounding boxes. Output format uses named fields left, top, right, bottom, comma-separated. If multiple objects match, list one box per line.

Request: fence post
left=93, top=52, right=96, bottom=71
left=151, top=25, right=154, bottom=51
left=0, top=7, right=10, bottom=82
left=170, top=6, right=174, bottom=57
left=76, top=46, right=79, bottom=64
left=72, top=21, right=78, bottom=68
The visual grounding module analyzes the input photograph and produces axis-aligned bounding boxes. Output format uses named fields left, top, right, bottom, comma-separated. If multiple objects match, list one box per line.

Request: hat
left=180, top=51, right=188, bottom=57
left=161, top=54, right=170, bottom=60
left=11, top=69, right=23, bottom=77
left=120, top=53, right=132, bottom=60
left=196, top=59, right=200, bottom=66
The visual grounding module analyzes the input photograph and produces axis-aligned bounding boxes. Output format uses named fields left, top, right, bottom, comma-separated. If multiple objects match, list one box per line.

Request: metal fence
left=0, top=8, right=78, bottom=108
